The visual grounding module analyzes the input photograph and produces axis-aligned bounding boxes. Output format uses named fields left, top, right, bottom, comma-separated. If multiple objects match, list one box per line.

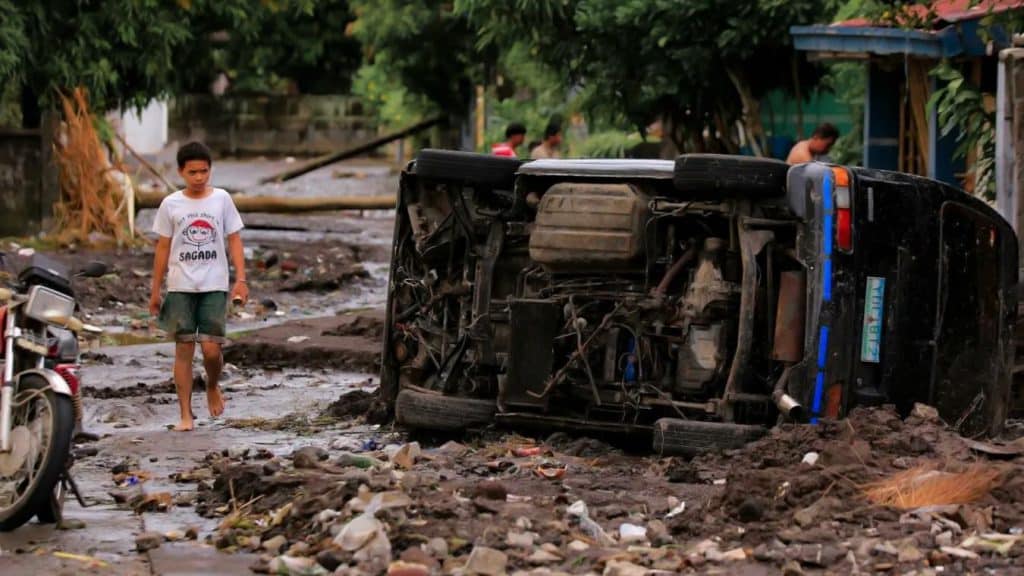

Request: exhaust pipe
left=772, top=365, right=805, bottom=422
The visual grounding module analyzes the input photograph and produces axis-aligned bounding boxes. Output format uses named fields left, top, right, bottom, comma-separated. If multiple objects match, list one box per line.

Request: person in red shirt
left=492, top=123, right=527, bottom=157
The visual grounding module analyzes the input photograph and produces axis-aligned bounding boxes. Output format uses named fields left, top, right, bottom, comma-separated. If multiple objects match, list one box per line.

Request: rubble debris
left=135, top=532, right=165, bottom=552
left=863, top=464, right=1004, bottom=509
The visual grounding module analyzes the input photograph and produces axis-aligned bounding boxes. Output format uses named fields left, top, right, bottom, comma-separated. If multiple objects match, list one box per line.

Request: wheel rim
left=0, top=389, right=55, bottom=513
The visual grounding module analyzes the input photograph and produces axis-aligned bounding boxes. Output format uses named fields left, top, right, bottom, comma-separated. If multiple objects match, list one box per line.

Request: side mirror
left=78, top=261, right=110, bottom=279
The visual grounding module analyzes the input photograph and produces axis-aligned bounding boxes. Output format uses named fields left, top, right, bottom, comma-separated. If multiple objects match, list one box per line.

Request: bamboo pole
left=258, top=116, right=443, bottom=184
left=135, top=191, right=396, bottom=213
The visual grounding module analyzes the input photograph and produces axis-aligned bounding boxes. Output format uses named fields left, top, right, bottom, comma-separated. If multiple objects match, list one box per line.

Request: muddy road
left=4, top=159, right=1024, bottom=575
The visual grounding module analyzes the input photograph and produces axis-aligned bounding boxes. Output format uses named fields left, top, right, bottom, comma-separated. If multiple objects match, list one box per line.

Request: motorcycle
left=0, top=253, right=105, bottom=530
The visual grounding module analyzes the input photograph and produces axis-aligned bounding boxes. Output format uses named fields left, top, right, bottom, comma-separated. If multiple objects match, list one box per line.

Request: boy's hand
left=149, top=292, right=162, bottom=318
left=231, top=280, right=249, bottom=305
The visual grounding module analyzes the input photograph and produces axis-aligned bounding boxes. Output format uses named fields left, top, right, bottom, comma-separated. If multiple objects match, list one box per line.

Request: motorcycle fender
left=16, top=369, right=72, bottom=397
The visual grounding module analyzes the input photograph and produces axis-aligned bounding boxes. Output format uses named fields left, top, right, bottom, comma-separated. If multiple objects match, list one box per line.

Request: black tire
left=34, top=478, right=64, bottom=525
left=394, top=388, right=496, bottom=431
left=415, top=149, right=523, bottom=191
left=673, top=154, right=788, bottom=198
left=652, top=418, right=765, bottom=457
left=0, top=376, right=74, bottom=531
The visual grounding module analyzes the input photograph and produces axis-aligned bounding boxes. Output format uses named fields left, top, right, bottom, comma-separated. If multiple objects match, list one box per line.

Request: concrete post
left=996, top=48, right=1024, bottom=270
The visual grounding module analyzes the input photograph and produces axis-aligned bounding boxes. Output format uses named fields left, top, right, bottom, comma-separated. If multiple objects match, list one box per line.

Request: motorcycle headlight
left=24, top=286, right=75, bottom=326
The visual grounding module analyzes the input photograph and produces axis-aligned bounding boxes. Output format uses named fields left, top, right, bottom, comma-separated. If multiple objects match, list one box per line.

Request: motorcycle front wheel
left=0, top=375, right=74, bottom=531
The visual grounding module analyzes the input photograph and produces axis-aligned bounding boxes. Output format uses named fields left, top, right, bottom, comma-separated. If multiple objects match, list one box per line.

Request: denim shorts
left=159, top=291, right=227, bottom=343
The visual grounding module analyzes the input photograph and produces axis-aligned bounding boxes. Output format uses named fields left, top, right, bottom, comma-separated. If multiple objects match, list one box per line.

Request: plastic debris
left=567, top=500, right=615, bottom=546
left=618, top=523, right=648, bottom=543
left=801, top=452, right=820, bottom=466
left=666, top=501, right=687, bottom=519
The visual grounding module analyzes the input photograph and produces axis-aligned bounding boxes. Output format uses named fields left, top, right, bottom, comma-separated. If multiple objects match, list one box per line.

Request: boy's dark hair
left=505, top=122, right=527, bottom=138
left=812, top=123, right=839, bottom=141
left=177, top=141, right=213, bottom=169
left=544, top=121, right=562, bottom=139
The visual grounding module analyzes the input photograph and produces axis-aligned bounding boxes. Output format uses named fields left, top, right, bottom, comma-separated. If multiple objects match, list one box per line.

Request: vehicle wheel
left=652, top=418, right=765, bottom=457
left=415, top=149, right=523, bottom=191
left=0, top=375, right=74, bottom=531
left=673, top=154, right=789, bottom=198
left=394, top=388, right=496, bottom=431
left=35, top=479, right=64, bottom=525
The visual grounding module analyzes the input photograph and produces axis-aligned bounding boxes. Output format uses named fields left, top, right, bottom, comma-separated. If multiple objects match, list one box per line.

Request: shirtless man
left=786, top=123, right=839, bottom=165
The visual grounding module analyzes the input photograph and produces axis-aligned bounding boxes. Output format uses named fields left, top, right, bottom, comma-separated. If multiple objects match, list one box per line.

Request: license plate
left=861, top=276, right=886, bottom=363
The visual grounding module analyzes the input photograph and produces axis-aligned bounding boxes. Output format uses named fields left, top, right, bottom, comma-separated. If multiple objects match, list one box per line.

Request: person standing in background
left=492, top=123, right=527, bottom=157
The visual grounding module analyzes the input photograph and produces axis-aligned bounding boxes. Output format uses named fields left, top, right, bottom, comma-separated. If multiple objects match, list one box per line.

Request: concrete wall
left=0, top=128, right=57, bottom=237
left=169, top=95, right=376, bottom=156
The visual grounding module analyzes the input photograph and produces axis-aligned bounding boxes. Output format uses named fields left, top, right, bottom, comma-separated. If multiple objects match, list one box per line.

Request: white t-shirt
left=152, top=188, right=244, bottom=293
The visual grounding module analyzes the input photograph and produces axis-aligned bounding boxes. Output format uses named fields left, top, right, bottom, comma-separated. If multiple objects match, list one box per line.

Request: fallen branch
left=135, top=190, right=396, bottom=213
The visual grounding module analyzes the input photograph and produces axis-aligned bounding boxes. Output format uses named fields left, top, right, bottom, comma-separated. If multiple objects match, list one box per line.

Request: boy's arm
left=227, top=232, right=248, bottom=304
left=150, top=236, right=171, bottom=316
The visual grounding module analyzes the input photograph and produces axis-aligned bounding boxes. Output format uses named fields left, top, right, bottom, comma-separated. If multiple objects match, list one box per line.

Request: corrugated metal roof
left=835, top=0, right=1022, bottom=29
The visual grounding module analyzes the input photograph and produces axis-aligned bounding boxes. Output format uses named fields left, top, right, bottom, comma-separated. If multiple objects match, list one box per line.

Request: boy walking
left=149, top=142, right=248, bottom=431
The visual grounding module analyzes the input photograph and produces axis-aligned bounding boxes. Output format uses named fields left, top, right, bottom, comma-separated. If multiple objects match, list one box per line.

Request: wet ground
left=4, top=157, right=1024, bottom=575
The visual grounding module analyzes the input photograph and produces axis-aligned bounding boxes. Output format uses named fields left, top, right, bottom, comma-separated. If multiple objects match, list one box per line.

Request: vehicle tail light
left=55, top=364, right=80, bottom=395
left=832, top=167, right=853, bottom=253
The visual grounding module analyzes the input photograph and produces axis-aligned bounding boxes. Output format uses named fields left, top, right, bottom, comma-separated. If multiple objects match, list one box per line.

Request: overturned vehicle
left=379, top=150, right=1017, bottom=454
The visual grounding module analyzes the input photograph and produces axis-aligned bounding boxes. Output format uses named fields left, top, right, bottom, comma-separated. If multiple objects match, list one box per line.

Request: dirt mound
left=84, top=377, right=205, bottom=398
left=223, top=312, right=383, bottom=372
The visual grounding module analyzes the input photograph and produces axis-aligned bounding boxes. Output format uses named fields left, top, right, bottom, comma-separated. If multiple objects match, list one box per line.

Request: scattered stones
left=291, top=446, right=328, bottom=469
left=464, top=546, right=507, bottom=576
left=527, top=548, right=561, bottom=564
left=506, top=531, right=535, bottom=549
left=135, top=532, right=165, bottom=552
left=474, top=480, right=509, bottom=501
left=263, top=535, right=288, bottom=555
left=58, top=518, right=87, bottom=530
left=387, top=561, right=430, bottom=576
left=567, top=540, right=590, bottom=553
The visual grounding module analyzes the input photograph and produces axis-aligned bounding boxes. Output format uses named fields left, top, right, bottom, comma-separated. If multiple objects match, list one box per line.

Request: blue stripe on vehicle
left=811, top=372, right=825, bottom=424
left=823, top=214, right=833, bottom=256
left=817, top=325, right=830, bottom=369
left=822, top=259, right=833, bottom=302
left=811, top=169, right=835, bottom=425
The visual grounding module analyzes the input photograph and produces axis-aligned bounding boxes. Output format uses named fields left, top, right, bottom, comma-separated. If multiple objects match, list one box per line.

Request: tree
left=0, top=1, right=360, bottom=127
left=457, top=0, right=836, bottom=154
left=349, top=0, right=491, bottom=121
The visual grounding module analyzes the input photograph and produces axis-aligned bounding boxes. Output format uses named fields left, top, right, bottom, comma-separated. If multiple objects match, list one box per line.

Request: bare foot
left=207, top=385, right=225, bottom=418
left=171, top=419, right=194, bottom=432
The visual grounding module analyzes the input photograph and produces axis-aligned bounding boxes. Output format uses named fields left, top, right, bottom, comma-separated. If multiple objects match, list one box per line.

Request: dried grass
left=52, top=87, right=132, bottom=246
left=863, top=464, right=1003, bottom=510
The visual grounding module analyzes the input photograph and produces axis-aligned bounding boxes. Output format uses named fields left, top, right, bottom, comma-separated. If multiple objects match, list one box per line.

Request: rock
left=567, top=540, right=590, bottom=553
left=164, top=530, right=185, bottom=541
left=316, top=549, right=346, bottom=572
left=898, top=545, right=923, bottom=563
left=794, top=544, right=844, bottom=567
left=935, top=531, right=954, bottom=547
left=185, top=527, right=199, bottom=540
left=474, top=480, right=509, bottom=501
left=428, top=537, right=449, bottom=558
left=527, top=549, right=561, bottom=564
left=737, top=497, right=765, bottom=522
left=263, top=460, right=283, bottom=475
left=263, top=534, right=288, bottom=555
left=291, top=446, right=328, bottom=469
left=910, top=403, right=940, bottom=422
left=268, top=555, right=328, bottom=575
left=720, top=548, right=748, bottom=562
left=873, top=542, right=899, bottom=556
left=793, top=497, right=839, bottom=529
left=135, top=531, right=165, bottom=552
left=939, top=546, right=979, bottom=560
left=647, top=519, right=671, bottom=546
left=515, top=517, right=533, bottom=531
left=390, top=442, right=421, bottom=470
left=464, top=546, right=507, bottom=576
left=603, top=560, right=649, bottom=576
left=507, top=531, right=536, bottom=549
left=400, top=547, right=439, bottom=571
left=388, top=561, right=430, bottom=576
left=58, top=518, right=87, bottom=530
left=618, top=523, right=648, bottom=544
left=288, top=542, right=312, bottom=556
left=174, top=494, right=194, bottom=507
left=782, top=560, right=805, bottom=576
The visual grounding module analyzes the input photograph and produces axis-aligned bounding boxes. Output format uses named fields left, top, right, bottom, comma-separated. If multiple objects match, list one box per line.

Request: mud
left=181, top=405, right=1024, bottom=575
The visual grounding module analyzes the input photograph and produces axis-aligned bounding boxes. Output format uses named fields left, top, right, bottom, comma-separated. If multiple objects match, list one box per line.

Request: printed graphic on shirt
left=178, top=213, right=220, bottom=262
